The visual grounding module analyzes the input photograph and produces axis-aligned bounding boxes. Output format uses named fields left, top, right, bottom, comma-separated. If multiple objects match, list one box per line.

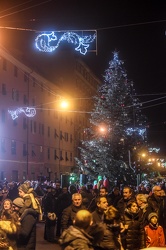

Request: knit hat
left=18, top=183, right=29, bottom=193
left=148, top=212, right=158, bottom=222
left=13, top=198, right=25, bottom=208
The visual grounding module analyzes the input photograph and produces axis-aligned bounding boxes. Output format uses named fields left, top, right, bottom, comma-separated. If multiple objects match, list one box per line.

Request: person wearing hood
left=144, top=212, right=165, bottom=247
left=59, top=209, right=94, bottom=250
left=120, top=200, right=145, bottom=250
left=12, top=197, right=38, bottom=250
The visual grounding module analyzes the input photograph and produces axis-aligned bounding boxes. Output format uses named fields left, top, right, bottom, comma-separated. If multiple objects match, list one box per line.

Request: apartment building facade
left=0, top=46, right=101, bottom=182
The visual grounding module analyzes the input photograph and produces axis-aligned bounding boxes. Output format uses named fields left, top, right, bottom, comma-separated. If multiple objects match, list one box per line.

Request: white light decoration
left=126, top=127, right=146, bottom=138
left=8, top=107, right=36, bottom=120
left=35, top=31, right=96, bottom=55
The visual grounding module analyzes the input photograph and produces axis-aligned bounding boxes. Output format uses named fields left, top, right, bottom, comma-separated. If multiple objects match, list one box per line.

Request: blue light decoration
left=126, top=128, right=146, bottom=139
left=35, top=31, right=96, bottom=55
left=8, top=107, right=36, bottom=120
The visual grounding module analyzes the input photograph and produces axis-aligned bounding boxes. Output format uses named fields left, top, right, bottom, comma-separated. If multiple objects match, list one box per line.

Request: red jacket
left=145, top=224, right=165, bottom=247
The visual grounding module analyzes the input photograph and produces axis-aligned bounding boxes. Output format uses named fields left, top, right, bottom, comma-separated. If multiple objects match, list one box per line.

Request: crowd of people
left=0, top=179, right=166, bottom=249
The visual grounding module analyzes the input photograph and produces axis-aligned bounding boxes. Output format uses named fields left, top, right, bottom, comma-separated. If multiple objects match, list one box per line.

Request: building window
left=23, top=118, right=27, bottom=129
left=32, top=146, right=36, bottom=157
left=64, top=132, right=68, bottom=141
left=14, top=66, right=18, bottom=77
left=23, top=143, right=27, bottom=156
left=65, top=152, right=69, bottom=161
left=1, top=138, right=5, bottom=153
left=48, top=127, right=50, bottom=137
left=1, top=110, right=5, bottom=123
left=24, top=72, right=28, bottom=82
left=32, top=77, right=36, bottom=87
left=11, top=140, right=16, bottom=155
left=70, top=152, right=72, bottom=162
left=70, top=134, right=73, bottom=143
left=48, top=148, right=50, bottom=160
left=42, top=124, right=44, bottom=135
left=2, top=84, right=7, bottom=95
left=23, top=95, right=27, bottom=104
left=60, top=151, right=63, bottom=161
left=54, top=129, right=58, bottom=138
left=54, top=149, right=59, bottom=160
left=2, top=58, right=7, bottom=71
left=34, top=121, right=36, bottom=133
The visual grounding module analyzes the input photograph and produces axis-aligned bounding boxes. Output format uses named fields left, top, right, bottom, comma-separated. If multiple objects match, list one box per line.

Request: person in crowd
left=12, top=197, right=38, bottom=250
left=116, top=186, right=135, bottom=215
left=144, top=212, right=165, bottom=247
left=18, top=183, right=42, bottom=221
left=59, top=210, right=94, bottom=250
left=88, top=189, right=99, bottom=213
left=95, top=205, right=123, bottom=250
left=136, top=193, right=153, bottom=228
left=79, top=186, right=93, bottom=208
left=7, top=182, right=18, bottom=201
left=43, top=186, right=59, bottom=243
left=61, top=193, right=86, bottom=232
left=0, top=199, right=13, bottom=219
left=91, top=196, right=108, bottom=224
left=99, top=187, right=112, bottom=206
left=0, top=199, right=20, bottom=250
left=120, top=200, right=145, bottom=250
left=108, top=187, right=122, bottom=207
left=56, top=186, right=72, bottom=237
left=147, top=185, right=164, bottom=229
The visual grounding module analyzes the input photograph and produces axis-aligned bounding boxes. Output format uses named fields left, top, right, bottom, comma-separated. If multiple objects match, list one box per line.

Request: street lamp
left=57, top=99, right=69, bottom=179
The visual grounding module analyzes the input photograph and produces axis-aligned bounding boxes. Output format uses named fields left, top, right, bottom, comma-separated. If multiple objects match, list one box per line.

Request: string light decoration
left=8, top=107, right=36, bottom=120
left=35, top=31, right=96, bottom=55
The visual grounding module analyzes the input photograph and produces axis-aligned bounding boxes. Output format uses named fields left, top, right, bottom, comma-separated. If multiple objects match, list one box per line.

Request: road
left=36, top=222, right=61, bottom=250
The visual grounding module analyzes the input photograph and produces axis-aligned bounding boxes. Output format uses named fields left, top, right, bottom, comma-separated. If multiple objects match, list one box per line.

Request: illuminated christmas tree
left=75, top=51, right=147, bottom=186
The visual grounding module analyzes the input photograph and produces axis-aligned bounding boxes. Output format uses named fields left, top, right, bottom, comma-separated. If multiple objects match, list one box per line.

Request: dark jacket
left=116, top=197, right=135, bottom=215
left=92, top=208, right=104, bottom=224
left=59, top=225, right=94, bottom=250
left=61, top=204, right=86, bottom=231
left=17, top=208, right=38, bottom=250
left=121, top=209, right=145, bottom=250
left=147, top=194, right=164, bottom=227
left=97, top=223, right=122, bottom=250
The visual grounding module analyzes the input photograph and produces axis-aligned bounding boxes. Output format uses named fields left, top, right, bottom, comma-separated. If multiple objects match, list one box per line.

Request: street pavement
left=36, top=222, right=61, bottom=250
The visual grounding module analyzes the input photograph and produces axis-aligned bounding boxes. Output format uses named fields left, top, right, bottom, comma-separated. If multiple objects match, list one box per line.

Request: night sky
left=0, top=0, right=166, bottom=152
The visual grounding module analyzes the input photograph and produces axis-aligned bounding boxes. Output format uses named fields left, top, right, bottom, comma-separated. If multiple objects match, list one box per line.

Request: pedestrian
left=12, top=197, right=38, bottom=250
left=0, top=199, right=20, bottom=250
left=116, top=186, right=135, bottom=215
left=59, top=210, right=94, bottom=250
left=18, top=183, right=42, bottom=221
left=144, top=212, right=165, bottom=247
left=95, top=205, right=123, bottom=250
left=61, top=193, right=86, bottom=232
left=43, top=186, right=58, bottom=243
left=120, top=200, right=145, bottom=250
left=56, top=186, right=72, bottom=237
left=136, top=193, right=152, bottom=228
left=91, top=196, right=108, bottom=224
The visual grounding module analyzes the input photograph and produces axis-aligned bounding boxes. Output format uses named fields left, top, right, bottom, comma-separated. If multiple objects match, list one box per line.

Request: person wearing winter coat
left=144, top=212, right=165, bottom=247
left=136, top=193, right=153, bottom=228
left=96, top=205, right=123, bottom=250
left=120, top=200, right=145, bottom=250
left=61, top=193, right=86, bottom=232
left=12, top=197, right=38, bottom=250
left=59, top=210, right=94, bottom=250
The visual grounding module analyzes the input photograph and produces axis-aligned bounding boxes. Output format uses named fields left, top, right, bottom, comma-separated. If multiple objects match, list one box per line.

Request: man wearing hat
left=144, top=212, right=165, bottom=247
left=13, top=197, right=38, bottom=249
